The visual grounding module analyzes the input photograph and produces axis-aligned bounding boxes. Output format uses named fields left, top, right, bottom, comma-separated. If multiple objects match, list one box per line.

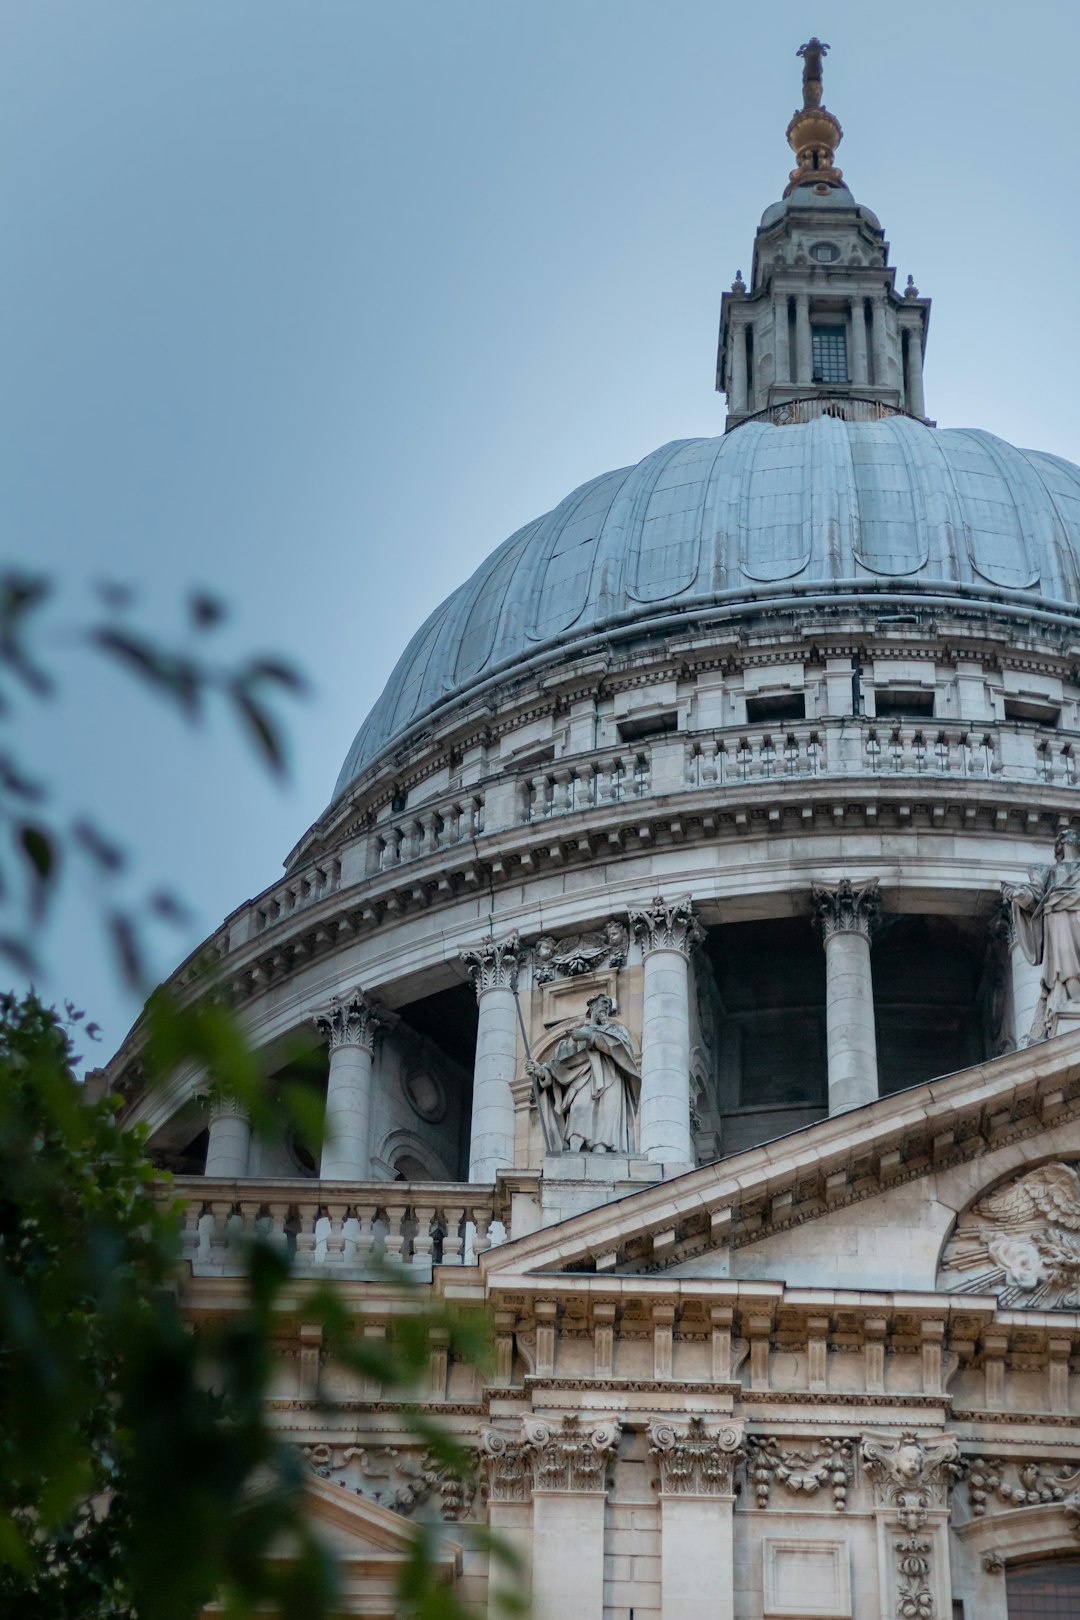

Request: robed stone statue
left=1004, top=829, right=1080, bottom=1041
left=527, top=994, right=641, bottom=1154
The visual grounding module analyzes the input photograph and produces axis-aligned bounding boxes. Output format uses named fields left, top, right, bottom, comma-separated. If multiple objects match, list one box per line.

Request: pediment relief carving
left=940, top=1160, right=1080, bottom=1308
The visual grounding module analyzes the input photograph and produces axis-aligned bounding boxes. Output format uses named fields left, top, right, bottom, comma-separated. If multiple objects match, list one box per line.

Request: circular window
left=809, top=241, right=840, bottom=262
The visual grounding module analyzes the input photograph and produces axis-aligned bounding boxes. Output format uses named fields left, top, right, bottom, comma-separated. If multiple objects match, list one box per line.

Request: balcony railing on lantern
left=168, top=1178, right=505, bottom=1278
left=524, top=750, right=651, bottom=820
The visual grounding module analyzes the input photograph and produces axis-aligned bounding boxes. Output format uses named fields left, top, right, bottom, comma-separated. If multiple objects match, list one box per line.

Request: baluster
left=700, top=740, right=719, bottom=786
left=550, top=769, right=571, bottom=814
left=412, top=1205, right=436, bottom=1268
left=760, top=736, right=775, bottom=779
left=442, top=1206, right=466, bottom=1265
left=209, top=1200, right=233, bottom=1260
left=180, top=1200, right=203, bottom=1260
left=784, top=735, right=799, bottom=776
left=471, top=1207, right=493, bottom=1258
left=913, top=731, right=927, bottom=772
left=383, top=1204, right=408, bottom=1264
left=935, top=733, right=950, bottom=774
left=595, top=761, right=614, bottom=805
left=294, top=1201, right=320, bottom=1267
left=263, top=1199, right=292, bottom=1256
left=237, top=1197, right=263, bottom=1249
left=353, top=1202, right=377, bottom=1264
left=808, top=736, right=823, bottom=776
left=635, top=753, right=650, bottom=796
left=195, top=1208, right=215, bottom=1263
left=529, top=775, right=551, bottom=818
left=1064, top=748, right=1076, bottom=786
left=737, top=741, right=753, bottom=781
left=611, top=759, right=626, bottom=802
left=889, top=729, right=904, bottom=773
left=418, top=810, right=439, bottom=858
left=324, top=1200, right=349, bottom=1264
left=1038, top=743, right=1052, bottom=782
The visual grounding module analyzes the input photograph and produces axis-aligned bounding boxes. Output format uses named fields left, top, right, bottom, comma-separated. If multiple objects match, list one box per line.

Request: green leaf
left=18, top=822, right=55, bottom=882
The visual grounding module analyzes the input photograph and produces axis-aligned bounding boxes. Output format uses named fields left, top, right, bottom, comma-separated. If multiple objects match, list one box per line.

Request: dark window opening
left=811, top=325, right=847, bottom=383
left=874, top=688, right=935, bottom=719
left=1007, top=1558, right=1080, bottom=1618
left=745, top=693, right=806, bottom=725
left=873, top=916, right=986, bottom=1094
left=1004, top=697, right=1061, bottom=727
left=617, top=711, right=678, bottom=743
left=706, top=918, right=828, bottom=1155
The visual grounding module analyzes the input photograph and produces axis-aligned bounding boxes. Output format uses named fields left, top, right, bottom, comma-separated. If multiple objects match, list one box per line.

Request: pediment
left=302, top=1472, right=462, bottom=1569
left=483, top=1030, right=1080, bottom=1290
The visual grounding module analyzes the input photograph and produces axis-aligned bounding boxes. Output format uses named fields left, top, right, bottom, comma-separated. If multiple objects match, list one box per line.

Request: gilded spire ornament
left=784, top=38, right=844, bottom=196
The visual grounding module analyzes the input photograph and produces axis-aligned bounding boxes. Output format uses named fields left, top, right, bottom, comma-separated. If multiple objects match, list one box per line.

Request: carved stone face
left=894, top=1444, right=925, bottom=1483
left=588, top=995, right=613, bottom=1024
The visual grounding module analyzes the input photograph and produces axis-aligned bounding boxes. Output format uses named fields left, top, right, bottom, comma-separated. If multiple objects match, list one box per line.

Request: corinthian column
left=460, top=933, right=525, bottom=1181
left=204, top=1097, right=251, bottom=1178
left=313, top=989, right=383, bottom=1180
left=629, top=896, right=703, bottom=1170
left=812, top=878, right=881, bottom=1113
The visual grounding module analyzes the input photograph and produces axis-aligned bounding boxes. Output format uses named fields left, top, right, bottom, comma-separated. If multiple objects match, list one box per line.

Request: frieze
left=299, top=1442, right=475, bottom=1520
left=941, top=1160, right=1080, bottom=1308
left=967, top=1456, right=1080, bottom=1534
left=529, top=921, right=629, bottom=983
left=747, top=1435, right=853, bottom=1509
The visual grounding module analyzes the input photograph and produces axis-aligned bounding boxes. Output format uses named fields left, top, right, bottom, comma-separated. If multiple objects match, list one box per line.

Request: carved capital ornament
left=459, top=931, right=524, bottom=997
left=649, top=1417, right=744, bottom=1496
left=811, top=876, right=881, bottom=942
left=628, top=894, right=703, bottom=959
left=312, top=988, right=383, bottom=1053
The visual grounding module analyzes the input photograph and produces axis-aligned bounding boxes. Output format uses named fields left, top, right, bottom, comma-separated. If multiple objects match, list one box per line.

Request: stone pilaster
left=811, top=877, right=881, bottom=1114
left=861, top=1432, right=964, bottom=1620
left=997, top=902, right=1043, bottom=1049
left=313, top=989, right=383, bottom=1180
left=460, top=932, right=525, bottom=1180
left=649, top=1418, right=745, bottom=1620
left=523, top=1415, right=619, bottom=1620
left=629, top=896, right=703, bottom=1170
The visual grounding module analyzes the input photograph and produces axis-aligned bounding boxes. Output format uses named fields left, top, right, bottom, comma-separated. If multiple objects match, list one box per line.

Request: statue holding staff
left=526, top=993, right=641, bottom=1154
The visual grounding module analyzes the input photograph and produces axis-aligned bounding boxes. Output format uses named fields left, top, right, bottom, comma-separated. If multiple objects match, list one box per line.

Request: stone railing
left=526, top=747, right=651, bottom=819
left=372, top=794, right=485, bottom=874
left=253, top=856, right=343, bottom=935
left=167, top=1178, right=503, bottom=1275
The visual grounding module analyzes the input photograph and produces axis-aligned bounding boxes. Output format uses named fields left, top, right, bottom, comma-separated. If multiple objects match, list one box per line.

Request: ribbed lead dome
left=335, top=416, right=1080, bottom=798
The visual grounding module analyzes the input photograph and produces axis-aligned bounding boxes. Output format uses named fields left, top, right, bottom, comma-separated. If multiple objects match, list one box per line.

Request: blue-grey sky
left=3, top=0, right=1078, bottom=1054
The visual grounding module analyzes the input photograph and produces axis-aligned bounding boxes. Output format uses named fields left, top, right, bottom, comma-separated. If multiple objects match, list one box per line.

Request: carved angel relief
left=530, top=921, right=629, bottom=984
left=940, top=1161, right=1080, bottom=1308
left=300, top=1443, right=474, bottom=1520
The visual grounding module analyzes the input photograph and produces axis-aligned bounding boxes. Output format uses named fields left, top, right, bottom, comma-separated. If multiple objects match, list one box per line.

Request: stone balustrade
left=167, top=1177, right=504, bottom=1275
left=193, top=718, right=1078, bottom=959
left=253, top=856, right=343, bottom=935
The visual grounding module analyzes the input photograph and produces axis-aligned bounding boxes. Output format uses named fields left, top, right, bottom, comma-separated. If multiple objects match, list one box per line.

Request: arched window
left=1007, top=1558, right=1080, bottom=1617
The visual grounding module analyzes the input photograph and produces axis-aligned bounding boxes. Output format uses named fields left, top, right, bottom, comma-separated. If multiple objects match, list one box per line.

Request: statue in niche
left=527, top=994, right=641, bottom=1154
left=1003, top=829, right=1080, bottom=1041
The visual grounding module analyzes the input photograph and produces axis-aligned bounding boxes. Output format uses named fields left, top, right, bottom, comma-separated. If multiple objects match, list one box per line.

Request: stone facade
left=108, top=42, right=1080, bottom=1620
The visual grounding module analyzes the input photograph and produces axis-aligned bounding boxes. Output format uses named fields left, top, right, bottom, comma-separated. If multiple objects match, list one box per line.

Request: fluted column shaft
left=729, top=322, right=748, bottom=413
left=849, top=295, right=868, bottom=384
left=630, top=897, right=702, bottom=1170
left=205, top=1097, right=251, bottom=1178
left=905, top=323, right=926, bottom=417
left=812, top=879, right=881, bottom=1113
left=773, top=295, right=790, bottom=386
left=871, top=295, right=889, bottom=387
left=462, top=934, right=524, bottom=1181
left=314, top=990, right=382, bottom=1179
left=794, top=292, right=812, bottom=384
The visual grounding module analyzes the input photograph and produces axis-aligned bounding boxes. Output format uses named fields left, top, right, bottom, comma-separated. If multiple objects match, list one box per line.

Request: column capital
left=459, top=931, right=524, bottom=997
left=522, top=1413, right=619, bottom=1493
left=312, top=988, right=383, bottom=1052
left=629, top=894, right=703, bottom=958
left=205, top=1094, right=248, bottom=1127
left=649, top=1416, right=745, bottom=1496
left=811, top=877, right=881, bottom=942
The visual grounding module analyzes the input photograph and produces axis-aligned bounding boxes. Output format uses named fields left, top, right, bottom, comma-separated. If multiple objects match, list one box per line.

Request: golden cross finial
left=796, top=38, right=830, bottom=110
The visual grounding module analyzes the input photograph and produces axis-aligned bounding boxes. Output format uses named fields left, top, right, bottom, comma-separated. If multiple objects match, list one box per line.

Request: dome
left=335, top=416, right=1080, bottom=798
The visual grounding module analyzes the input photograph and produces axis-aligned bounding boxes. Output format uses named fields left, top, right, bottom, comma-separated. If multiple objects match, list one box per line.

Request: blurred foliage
left=0, top=570, right=305, bottom=987
left=0, top=577, right=528, bottom=1616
